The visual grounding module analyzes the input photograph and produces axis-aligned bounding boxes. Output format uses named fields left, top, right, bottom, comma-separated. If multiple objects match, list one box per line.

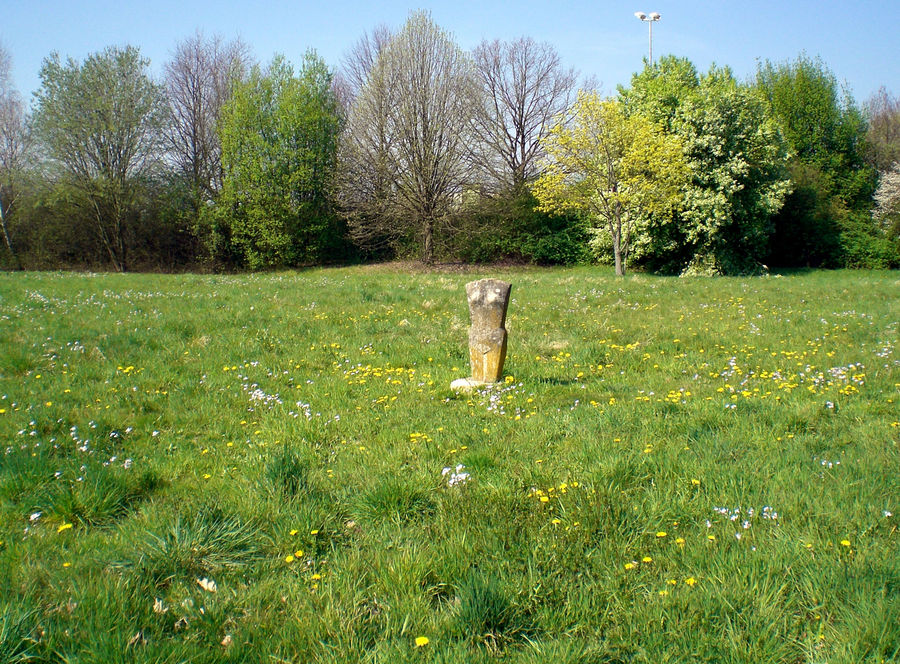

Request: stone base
left=450, top=377, right=495, bottom=392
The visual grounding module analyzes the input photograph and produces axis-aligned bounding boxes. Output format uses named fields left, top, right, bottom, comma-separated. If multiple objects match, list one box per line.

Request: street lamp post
left=634, top=11, right=661, bottom=65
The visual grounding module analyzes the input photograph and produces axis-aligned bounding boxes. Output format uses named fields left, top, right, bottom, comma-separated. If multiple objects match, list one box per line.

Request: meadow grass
left=0, top=265, right=897, bottom=663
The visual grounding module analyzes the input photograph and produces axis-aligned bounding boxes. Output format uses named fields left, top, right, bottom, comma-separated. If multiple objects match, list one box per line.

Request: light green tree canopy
left=532, top=92, right=688, bottom=276
left=33, top=46, right=167, bottom=272
left=215, top=52, right=342, bottom=268
left=0, top=42, right=31, bottom=264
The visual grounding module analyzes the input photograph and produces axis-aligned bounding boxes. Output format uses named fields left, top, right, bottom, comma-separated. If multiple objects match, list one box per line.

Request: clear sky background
left=2, top=0, right=898, bottom=108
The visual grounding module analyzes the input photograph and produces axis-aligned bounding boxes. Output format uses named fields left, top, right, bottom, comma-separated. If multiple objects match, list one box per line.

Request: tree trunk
left=423, top=217, right=434, bottom=264
left=612, top=221, right=625, bottom=276
left=0, top=195, right=19, bottom=269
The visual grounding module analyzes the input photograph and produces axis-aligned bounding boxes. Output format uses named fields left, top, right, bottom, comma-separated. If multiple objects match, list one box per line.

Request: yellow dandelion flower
left=840, top=539, right=851, bottom=547
left=414, top=636, right=430, bottom=647
left=675, top=537, right=685, bottom=545
left=57, top=523, right=73, bottom=533
left=284, top=555, right=295, bottom=564
left=294, top=550, right=304, bottom=558
left=624, top=562, right=636, bottom=570
left=685, top=577, right=697, bottom=586
left=656, top=531, right=667, bottom=538
left=642, top=556, right=653, bottom=563
left=691, top=478, right=701, bottom=486
left=707, top=535, right=716, bottom=541
left=667, top=578, right=677, bottom=586
left=310, top=529, right=319, bottom=536
left=289, top=529, right=299, bottom=536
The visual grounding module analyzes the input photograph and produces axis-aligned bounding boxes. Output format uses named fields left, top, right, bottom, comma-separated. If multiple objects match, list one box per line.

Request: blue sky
left=3, top=1, right=898, bottom=107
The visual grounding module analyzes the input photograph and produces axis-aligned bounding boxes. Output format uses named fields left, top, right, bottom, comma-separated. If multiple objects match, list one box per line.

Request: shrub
left=454, top=190, right=591, bottom=265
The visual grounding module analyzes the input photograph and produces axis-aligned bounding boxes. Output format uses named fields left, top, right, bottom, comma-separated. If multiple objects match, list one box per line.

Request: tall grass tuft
left=356, top=476, right=436, bottom=524
left=40, top=468, right=160, bottom=529
left=0, top=606, right=42, bottom=664
left=455, top=573, right=530, bottom=648
left=122, top=507, right=267, bottom=589
left=265, top=445, right=312, bottom=497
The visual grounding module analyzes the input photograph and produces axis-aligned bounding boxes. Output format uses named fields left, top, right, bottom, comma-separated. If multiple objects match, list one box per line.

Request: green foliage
left=1, top=174, right=200, bottom=271
left=839, top=212, right=899, bottom=269
left=454, top=189, right=591, bottom=265
left=767, top=162, right=844, bottom=268
left=32, top=46, right=167, bottom=272
left=533, top=93, right=689, bottom=275
left=755, top=54, right=881, bottom=268
left=756, top=55, right=865, bottom=177
left=620, top=57, right=791, bottom=275
left=215, top=52, right=344, bottom=268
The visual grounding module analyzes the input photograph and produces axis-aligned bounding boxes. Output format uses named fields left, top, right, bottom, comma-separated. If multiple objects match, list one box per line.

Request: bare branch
left=471, top=37, right=577, bottom=191
left=865, top=87, right=900, bottom=172
left=165, top=32, right=252, bottom=197
left=340, top=12, right=478, bottom=263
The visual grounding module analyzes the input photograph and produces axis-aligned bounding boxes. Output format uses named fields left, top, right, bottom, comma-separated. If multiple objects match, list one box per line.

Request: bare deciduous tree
left=337, top=26, right=398, bottom=253
left=471, top=37, right=577, bottom=191
left=865, top=87, right=900, bottom=172
left=0, top=43, right=32, bottom=264
left=338, top=25, right=393, bottom=100
left=341, top=12, right=478, bottom=263
left=165, top=32, right=251, bottom=201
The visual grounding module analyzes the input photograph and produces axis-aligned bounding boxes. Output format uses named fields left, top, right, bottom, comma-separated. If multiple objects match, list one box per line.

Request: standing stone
left=451, top=279, right=511, bottom=390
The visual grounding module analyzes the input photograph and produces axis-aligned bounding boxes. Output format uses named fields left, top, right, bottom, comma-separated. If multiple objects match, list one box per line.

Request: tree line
left=1, top=11, right=898, bottom=274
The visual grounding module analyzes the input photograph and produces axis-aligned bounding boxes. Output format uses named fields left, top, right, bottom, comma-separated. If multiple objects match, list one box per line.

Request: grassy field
left=0, top=265, right=897, bottom=663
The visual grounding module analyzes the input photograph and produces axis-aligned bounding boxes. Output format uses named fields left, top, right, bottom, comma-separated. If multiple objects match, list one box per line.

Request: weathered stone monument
left=450, top=279, right=512, bottom=391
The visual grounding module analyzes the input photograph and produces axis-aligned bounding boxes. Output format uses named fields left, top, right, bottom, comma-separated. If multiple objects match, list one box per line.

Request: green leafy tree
left=532, top=93, right=688, bottom=276
left=621, top=57, right=790, bottom=274
left=0, top=42, right=32, bottom=267
left=33, top=46, right=167, bottom=272
left=755, top=54, right=878, bottom=267
left=215, top=52, right=342, bottom=268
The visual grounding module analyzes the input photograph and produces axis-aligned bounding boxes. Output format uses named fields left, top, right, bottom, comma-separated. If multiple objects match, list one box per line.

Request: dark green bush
left=454, top=189, right=591, bottom=265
